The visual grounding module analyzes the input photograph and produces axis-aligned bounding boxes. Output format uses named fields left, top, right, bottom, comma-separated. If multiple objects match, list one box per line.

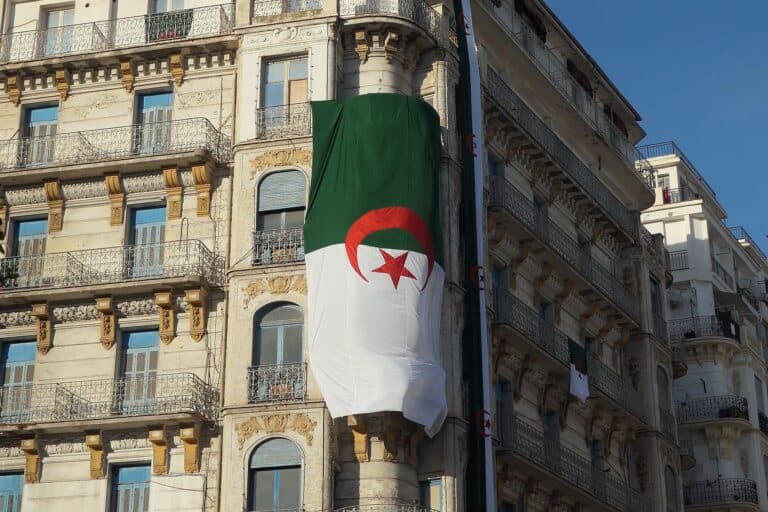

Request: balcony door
left=262, top=58, right=308, bottom=135
left=253, top=304, right=303, bottom=400
left=0, top=473, right=23, bottom=512
left=11, top=219, right=47, bottom=288
left=43, top=7, right=75, bottom=57
left=255, top=171, right=306, bottom=265
left=136, top=92, right=172, bottom=155
left=21, top=105, right=58, bottom=167
left=0, top=342, right=35, bottom=422
left=129, top=207, right=165, bottom=277
left=147, top=0, right=192, bottom=42
left=111, top=465, right=150, bottom=512
left=119, top=331, right=159, bottom=415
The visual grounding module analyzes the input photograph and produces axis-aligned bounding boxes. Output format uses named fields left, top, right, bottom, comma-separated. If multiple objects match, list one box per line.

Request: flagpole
left=452, top=0, right=496, bottom=508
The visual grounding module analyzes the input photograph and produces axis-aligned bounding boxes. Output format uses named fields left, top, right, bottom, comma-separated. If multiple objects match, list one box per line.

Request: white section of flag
left=306, top=243, right=446, bottom=436
left=569, top=363, right=589, bottom=402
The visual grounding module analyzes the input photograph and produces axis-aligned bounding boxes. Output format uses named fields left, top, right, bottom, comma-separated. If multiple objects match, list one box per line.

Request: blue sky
left=546, top=0, right=768, bottom=254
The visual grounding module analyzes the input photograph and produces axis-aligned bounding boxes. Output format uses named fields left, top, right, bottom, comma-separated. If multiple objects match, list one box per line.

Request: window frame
left=109, top=463, right=152, bottom=512
left=261, top=56, right=309, bottom=108
left=246, top=437, right=303, bottom=512
left=253, top=303, right=304, bottom=367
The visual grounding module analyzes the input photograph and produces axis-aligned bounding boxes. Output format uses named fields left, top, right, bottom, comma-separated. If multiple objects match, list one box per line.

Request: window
left=136, top=92, right=173, bottom=154
left=10, top=218, right=47, bottom=288
left=111, top=465, right=150, bottom=512
left=129, top=207, right=166, bottom=277
left=119, top=331, right=159, bottom=414
left=0, top=342, right=35, bottom=422
left=756, top=376, right=765, bottom=414
left=248, top=438, right=301, bottom=512
left=254, top=304, right=302, bottom=367
left=151, top=0, right=184, bottom=12
left=419, top=478, right=443, bottom=511
left=0, top=473, right=23, bottom=512
left=43, top=7, right=74, bottom=57
left=264, top=58, right=308, bottom=108
left=22, top=105, right=58, bottom=166
left=257, top=171, right=306, bottom=231
left=542, top=412, right=560, bottom=468
left=664, top=465, right=678, bottom=512
left=591, top=440, right=606, bottom=494
left=495, top=378, right=512, bottom=442
left=147, top=0, right=191, bottom=42
left=650, top=277, right=662, bottom=315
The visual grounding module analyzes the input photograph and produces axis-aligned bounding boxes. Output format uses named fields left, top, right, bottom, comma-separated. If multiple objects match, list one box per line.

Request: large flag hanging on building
left=304, top=94, right=447, bottom=436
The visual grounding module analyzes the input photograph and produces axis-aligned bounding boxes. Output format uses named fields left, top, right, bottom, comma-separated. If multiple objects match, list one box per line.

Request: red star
left=371, top=249, right=416, bottom=289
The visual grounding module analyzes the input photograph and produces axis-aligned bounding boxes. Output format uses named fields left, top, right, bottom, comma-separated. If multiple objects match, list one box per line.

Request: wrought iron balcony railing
left=658, top=407, right=677, bottom=441
left=729, top=226, right=767, bottom=262
left=253, top=0, right=322, bottom=17
left=499, top=416, right=646, bottom=511
left=0, top=118, right=230, bottom=172
left=252, top=228, right=305, bottom=266
left=248, top=363, right=307, bottom=403
left=0, top=4, right=233, bottom=63
left=669, top=250, right=689, bottom=271
left=711, top=256, right=734, bottom=287
left=0, top=373, right=214, bottom=425
left=676, top=395, right=748, bottom=425
left=669, top=315, right=740, bottom=343
left=340, top=0, right=441, bottom=40
left=653, top=313, right=669, bottom=345
left=639, top=141, right=718, bottom=199
left=660, top=187, right=700, bottom=205
left=255, top=103, right=312, bottom=140
left=489, top=177, right=638, bottom=321
left=0, top=239, right=224, bottom=292
left=683, top=479, right=758, bottom=507
left=494, top=290, right=647, bottom=423
left=486, top=69, right=638, bottom=240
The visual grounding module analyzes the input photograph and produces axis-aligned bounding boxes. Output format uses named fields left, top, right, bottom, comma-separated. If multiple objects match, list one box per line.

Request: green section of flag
left=305, top=94, right=442, bottom=262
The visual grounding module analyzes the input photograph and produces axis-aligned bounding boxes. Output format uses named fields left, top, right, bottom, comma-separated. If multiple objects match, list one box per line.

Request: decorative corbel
left=170, top=53, right=184, bottom=86
left=20, top=437, right=39, bottom=483
left=508, top=241, right=533, bottom=289
left=574, top=205, right=591, bottom=229
left=104, top=174, right=124, bottom=226
left=44, top=180, right=63, bottom=232
left=533, top=261, right=553, bottom=294
left=191, top=163, right=212, bottom=217
left=55, top=68, right=70, bottom=101
left=383, top=30, right=400, bottom=63
left=514, top=354, right=532, bottom=401
left=382, top=416, right=401, bottom=462
left=148, top=426, right=168, bottom=475
left=505, top=138, right=524, bottom=163
left=155, top=291, right=176, bottom=344
left=0, top=203, right=7, bottom=249
left=559, top=395, right=575, bottom=430
left=530, top=163, right=547, bottom=186
left=119, top=58, right=134, bottom=92
left=354, top=30, right=369, bottom=63
left=6, top=73, right=20, bottom=106
left=547, top=181, right=565, bottom=205
left=31, top=303, right=51, bottom=355
left=163, top=167, right=182, bottom=220
left=180, top=425, right=200, bottom=473
left=85, top=432, right=105, bottom=479
left=604, top=418, right=619, bottom=457
left=96, top=297, right=116, bottom=350
left=348, top=415, right=369, bottom=462
left=620, top=428, right=636, bottom=465
left=591, top=222, right=607, bottom=244
left=579, top=301, right=599, bottom=330
left=553, top=280, right=575, bottom=324
left=185, top=288, right=207, bottom=342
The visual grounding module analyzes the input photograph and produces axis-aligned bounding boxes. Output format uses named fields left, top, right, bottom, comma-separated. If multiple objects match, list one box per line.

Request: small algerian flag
left=569, top=340, right=589, bottom=402
left=305, top=94, right=446, bottom=436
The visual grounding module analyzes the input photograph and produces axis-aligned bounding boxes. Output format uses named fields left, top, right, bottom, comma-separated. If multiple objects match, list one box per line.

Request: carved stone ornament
left=20, top=437, right=39, bottom=484
left=185, top=288, right=207, bottom=342
left=104, top=174, right=124, bottom=226
left=170, top=53, right=184, bottom=86
left=55, top=68, right=70, bottom=101
left=116, top=298, right=157, bottom=317
left=192, top=163, right=211, bottom=217
left=6, top=73, right=20, bottom=106
left=348, top=415, right=369, bottom=463
left=180, top=425, right=199, bottom=473
left=96, top=297, right=116, bottom=350
left=242, top=275, right=307, bottom=308
left=235, top=413, right=317, bottom=449
left=119, top=59, right=134, bottom=92
left=155, top=292, right=176, bottom=344
left=163, top=167, right=182, bottom=220
left=85, top=433, right=105, bottom=479
left=44, top=180, right=64, bottom=232
left=31, top=303, right=51, bottom=355
left=354, top=30, right=369, bottom=62
left=250, top=148, right=312, bottom=173
left=148, top=427, right=168, bottom=475
left=0, top=310, right=34, bottom=327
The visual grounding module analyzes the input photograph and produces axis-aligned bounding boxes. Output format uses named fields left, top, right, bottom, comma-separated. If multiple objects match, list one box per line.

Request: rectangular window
left=129, top=207, right=166, bottom=277
left=111, top=465, right=150, bottom=512
left=264, top=58, right=308, bottom=108
left=22, top=105, right=58, bottom=167
left=43, top=6, right=75, bottom=56
left=0, top=342, right=35, bottom=423
left=756, top=376, right=765, bottom=414
left=0, top=473, right=23, bottom=512
left=120, top=331, right=159, bottom=414
left=650, top=277, right=662, bottom=315
left=136, top=92, right=173, bottom=154
left=151, top=0, right=184, bottom=13
left=419, top=478, right=443, bottom=511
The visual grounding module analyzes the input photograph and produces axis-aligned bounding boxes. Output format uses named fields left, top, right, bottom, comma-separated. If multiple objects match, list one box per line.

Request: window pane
left=283, top=209, right=305, bottom=229
left=257, top=328, right=278, bottom=366
left=282, top=325, right=302, bottom=364
left=277, top=467, right=300, bottom=509
left=261, top=306, right=303, bottom=324
left=264, top=83, right=284, bottom=107
left=288, top=79, right=307, bottom=104
left=253, top=470, right=275, bottom=511
left=289, top=59, right=307, bottom=80
left=257, top=212, right=283, bottom=231
left=266, top=62, right=285, bottom=83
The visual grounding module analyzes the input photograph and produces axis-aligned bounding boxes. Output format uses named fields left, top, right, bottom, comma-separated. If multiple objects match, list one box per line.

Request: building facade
left=0, top=0, right=680, bottom=510
left=642, top=141, right=768, bottom=511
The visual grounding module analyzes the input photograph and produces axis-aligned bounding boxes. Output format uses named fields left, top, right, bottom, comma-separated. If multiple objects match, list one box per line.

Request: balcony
left=669, top=315, right=740, bottom=343
left=0, top=4, right=233, bottom=65
left=729, top=226, right=767, bottom=263
left=668, top=250, right=689, bottom=271
left=653, top=313, right=668, bottom=345
left=248, top=363, right=307, bottom=403
left=253, top=0, right=323, bottom=18
left=494, top=290, right=647, bottom=424
left=339, top=0, right=441, bottom=41
left=658, top=407, right=676, bottom=442
left=711, top=255, right=734, bottom=288
left=489, top=177, right=638, bottom=322
left=0, top=373, right=214, bottom=429
left=255, top=103, right=312, bottom=140
left=640, top=142, right=718, bottom=199
left=498, top=416, right=646, bottom=511
left=485, top=69, right=637, bottom=240
left=0, top=118, right=230, bottom=181
left=660, top=187, right=700, bottom=205
left=252, top=228, right=305, bottom=266
left=683, top=479, right=758, bottom=509
left=676, top=395, right=748, bottom=425
left=0, top=240, right=223, bottom=299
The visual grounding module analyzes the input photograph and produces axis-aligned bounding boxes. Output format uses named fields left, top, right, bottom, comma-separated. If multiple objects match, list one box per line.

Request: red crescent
left=345, top=207, right=436, bottom=289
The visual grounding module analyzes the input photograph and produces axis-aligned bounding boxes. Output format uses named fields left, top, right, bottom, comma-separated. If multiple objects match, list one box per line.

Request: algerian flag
left=304, top=94, right=446, bottom=436
left=569, top=340, right=589, bottom=402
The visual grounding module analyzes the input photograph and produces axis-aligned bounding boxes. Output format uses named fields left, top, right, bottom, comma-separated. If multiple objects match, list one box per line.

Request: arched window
left=257, top=170, right=306, bottom=232
left=664, top=465, right=679, bottom=512
left=248, top=438, right=301, bottom=512
left=657, top=366, right=671, bottom=410
left=253, top=304, right=303, bottom=367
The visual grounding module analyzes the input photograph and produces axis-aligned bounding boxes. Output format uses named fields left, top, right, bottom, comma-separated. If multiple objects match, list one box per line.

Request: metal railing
left=729, top=226, right=767, bottom=262
left=499, top=416, right=646, bottom=511
left=711, top=255, right=734, bottom=287
left=0, top=373, right=214, bottom=424
left=255, top=103, right=312, bottom=140
left=252, top=228, right=305, bottom=266
left=0, top=239, right=224, bottom=291
left=486, top=69, right=637, bottom=239
left=489, top=177, right=638, bottom=321
left=676, top=395, right=748, bottom=424
left=660, top=187, right=700, bottom=205
left=658, top=407, right=676, bottom=442
left=0, top=4, right=233, bottom=63
left=253, top=0, right=322, bottom=16
left=248, top=363, right=306, bottom=403
left=653, top=313, right=668, bottom=344
left=494, top=290, right=646, bottom=423
left=340, top=0, right=441, bottom=40
left=683, top=479, right=758, bottom=507
left=0, top=118, right=230, bottom=171
left=639, top=141, right=718, bottom=199
left=669, top=250, right=689, bottom=271
left=668, top=315, right=740, bottom=343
